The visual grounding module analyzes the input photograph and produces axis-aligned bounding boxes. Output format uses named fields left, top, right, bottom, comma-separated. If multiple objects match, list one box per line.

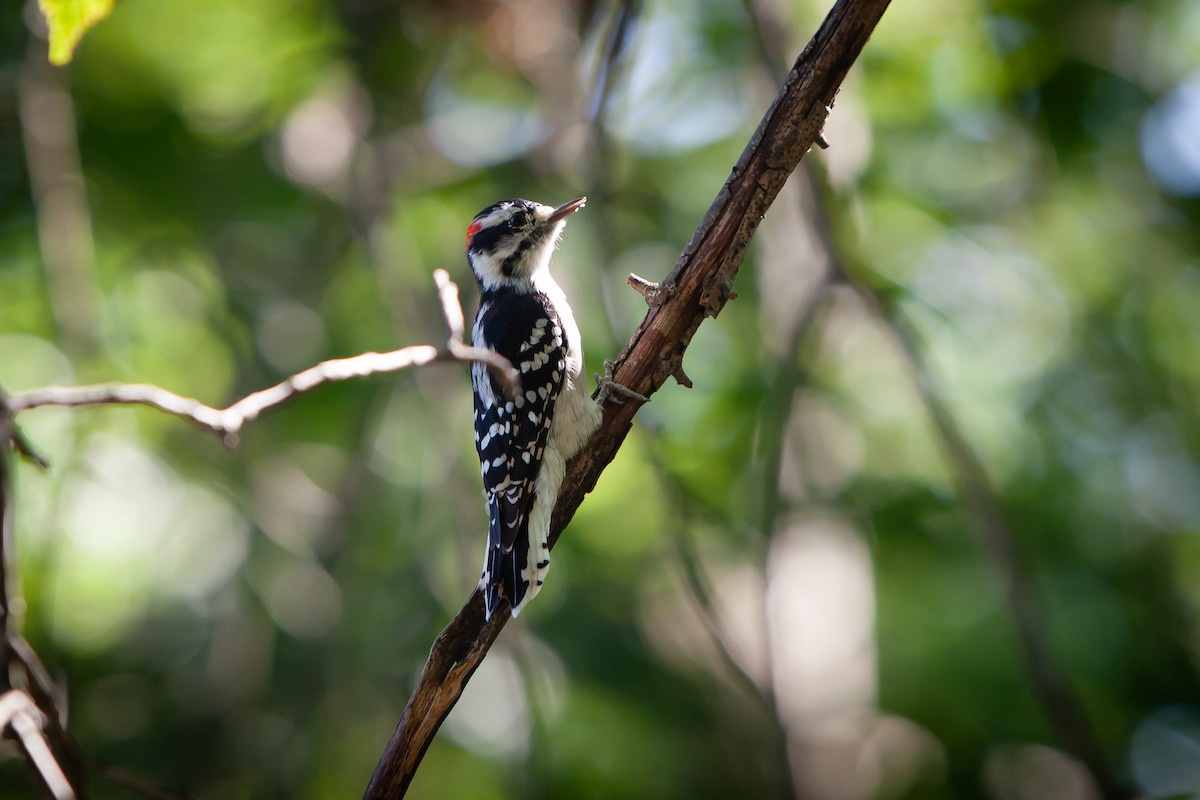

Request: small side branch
left=626, top=273, right=675, bottom=307
left=0, top=691, right=76, bottom=800
left=434, top=271, right=521, bottom=394
left=2, top=271, right=517, bottom=443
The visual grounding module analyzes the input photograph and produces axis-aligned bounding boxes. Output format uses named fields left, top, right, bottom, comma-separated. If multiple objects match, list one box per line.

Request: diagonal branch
left=363, top=0, right=893, bottom=796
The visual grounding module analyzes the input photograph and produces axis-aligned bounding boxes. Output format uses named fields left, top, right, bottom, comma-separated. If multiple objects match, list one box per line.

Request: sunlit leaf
left=38, top=0, right=115, bottom=64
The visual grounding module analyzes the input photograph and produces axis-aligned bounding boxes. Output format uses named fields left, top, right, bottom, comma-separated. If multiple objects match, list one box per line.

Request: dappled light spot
left=53, top=435, right=250, bottom=650
left=1122, top=415, right=1200, bottom=530
left=767, top=515, right=876, bottom=731
left=256, top=299, right=330, bottom=372
left=983, top=744, right=1101, bottom=800
left=599, top=2, right=750, bottom=155
left=425, top=74, right=548, bottom=168
left=443, top=650, right=532, bottom=759
left=278, top=77, right=369, bottom=193
left=1130, top=705, right=1200, bottom=797
left=262, top=559, right=343, bottom=640
left=1141, top=75, right=1200, bottom=196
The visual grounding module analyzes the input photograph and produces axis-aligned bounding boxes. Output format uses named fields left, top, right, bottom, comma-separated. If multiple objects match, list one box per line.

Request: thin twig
left=18, top=32, right=102, bottom=353
left=7, top=635, right=68, bottom=729
left=587, top=0, right=645, bottom=349
left=667, top=514, right=799, bottom=800
left=1, top=690, right=76, bottom=800
left=86, top=761, right=193, bottom=800
left=364, top=0, right=892, bottom=795
left=2, top=410, right=86, bottom=798
left=1, top=420, right=15, bottom=663
left=586, top=0, right=639, bottom=125
left=3, top=271, right=519, bottom=441
left=671, top=513, right=773, bottom=713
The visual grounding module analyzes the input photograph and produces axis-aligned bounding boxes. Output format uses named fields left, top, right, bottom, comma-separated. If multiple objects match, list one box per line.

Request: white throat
left=471, top=221, right=566, bottom=293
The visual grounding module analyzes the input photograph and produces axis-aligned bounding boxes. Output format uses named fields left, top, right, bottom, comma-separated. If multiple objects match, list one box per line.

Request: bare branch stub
left=433, top=268, right=467, bottom=340
left=626, top=273, right=674, bottom=307
left=434, top=269, right=521, bottom=398
left=364, top=0, right=894, bottom=796
left=671, top=365, right=693, bottom=389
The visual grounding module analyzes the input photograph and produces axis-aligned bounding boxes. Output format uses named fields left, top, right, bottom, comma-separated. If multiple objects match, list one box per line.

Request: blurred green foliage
left=2, top=0, right=1200, bottom=798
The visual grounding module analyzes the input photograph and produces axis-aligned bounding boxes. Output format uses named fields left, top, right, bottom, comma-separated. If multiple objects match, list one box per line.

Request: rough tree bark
left=363, top=0, right=894, bottom=796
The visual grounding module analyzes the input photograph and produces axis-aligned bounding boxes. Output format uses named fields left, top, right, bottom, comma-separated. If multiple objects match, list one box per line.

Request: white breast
left=533, top=272, right=602, bottom=459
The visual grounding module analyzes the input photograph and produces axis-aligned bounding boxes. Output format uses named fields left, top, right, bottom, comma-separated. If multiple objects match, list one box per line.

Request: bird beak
left=546, top=196, right=587, bottom=223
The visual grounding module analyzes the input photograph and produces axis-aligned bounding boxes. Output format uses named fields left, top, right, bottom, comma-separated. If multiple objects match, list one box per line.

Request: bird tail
left=478, top=496, right=551, bottom=621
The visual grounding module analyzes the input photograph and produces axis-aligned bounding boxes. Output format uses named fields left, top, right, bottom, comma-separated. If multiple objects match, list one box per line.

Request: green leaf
left=38, top=0, right=115, bottom=65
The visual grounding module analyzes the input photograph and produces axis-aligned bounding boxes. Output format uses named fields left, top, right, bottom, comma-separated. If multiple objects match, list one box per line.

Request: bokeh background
left=3, top=0, right=1200, bottom=797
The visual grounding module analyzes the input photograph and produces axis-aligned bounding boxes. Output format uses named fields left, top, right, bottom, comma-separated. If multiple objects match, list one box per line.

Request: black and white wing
left=471, top=290, right=566, bottom=619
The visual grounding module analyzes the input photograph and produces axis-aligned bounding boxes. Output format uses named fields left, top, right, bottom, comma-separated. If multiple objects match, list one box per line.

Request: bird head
left=465, top=197, right=586, bottom=291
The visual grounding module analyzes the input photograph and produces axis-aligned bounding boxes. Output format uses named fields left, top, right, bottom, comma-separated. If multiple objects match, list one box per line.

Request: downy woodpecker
left=466, top=196, right=604, bottom=620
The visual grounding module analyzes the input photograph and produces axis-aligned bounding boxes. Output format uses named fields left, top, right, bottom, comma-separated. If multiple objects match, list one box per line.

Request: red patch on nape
left=465, top=220, right=482, bottom=252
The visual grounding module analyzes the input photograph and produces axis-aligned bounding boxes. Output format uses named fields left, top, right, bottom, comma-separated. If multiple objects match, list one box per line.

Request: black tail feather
left=480, top=496, right=533, bottom=621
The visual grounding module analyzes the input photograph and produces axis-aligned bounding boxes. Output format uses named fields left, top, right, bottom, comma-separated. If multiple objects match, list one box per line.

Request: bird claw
left=594, top=360, right=648, bottom=406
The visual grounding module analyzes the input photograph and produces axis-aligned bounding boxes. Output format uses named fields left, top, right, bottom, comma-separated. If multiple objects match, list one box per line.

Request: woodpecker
left=466, top=196, right=605, bottom=620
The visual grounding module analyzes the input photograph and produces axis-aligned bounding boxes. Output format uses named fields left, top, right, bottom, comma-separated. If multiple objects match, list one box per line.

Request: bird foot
left=594, top=360, right=648, bottom=406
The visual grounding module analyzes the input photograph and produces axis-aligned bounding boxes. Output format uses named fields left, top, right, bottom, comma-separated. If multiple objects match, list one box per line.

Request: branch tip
left=433, top=269, right=467, bottom=342
left=12, top=427, right=50, bottom=470
left=626, top=273, right=675, bottom=307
